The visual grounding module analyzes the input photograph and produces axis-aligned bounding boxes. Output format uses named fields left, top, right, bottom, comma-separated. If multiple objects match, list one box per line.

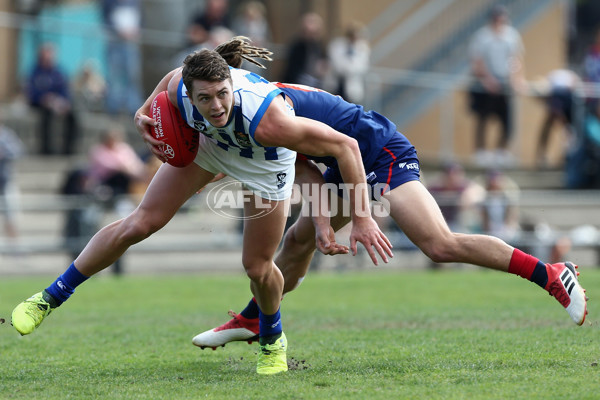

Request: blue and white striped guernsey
left=176, top=67, right=294, bottom=162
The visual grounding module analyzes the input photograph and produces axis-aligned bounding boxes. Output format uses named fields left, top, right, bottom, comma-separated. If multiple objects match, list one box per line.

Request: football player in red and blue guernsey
left=192, top=78, right=588, bottom=349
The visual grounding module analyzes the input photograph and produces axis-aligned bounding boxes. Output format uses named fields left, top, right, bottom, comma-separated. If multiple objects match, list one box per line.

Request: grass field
left=0, top=268, right=598, bottom=399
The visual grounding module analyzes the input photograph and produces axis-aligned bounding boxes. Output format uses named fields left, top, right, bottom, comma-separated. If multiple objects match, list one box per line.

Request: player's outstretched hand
left=315, top=224, right=349, bottom=255
left=134, top=109, right=167, bottom=162
left=349, top=218, right=393, bottom=265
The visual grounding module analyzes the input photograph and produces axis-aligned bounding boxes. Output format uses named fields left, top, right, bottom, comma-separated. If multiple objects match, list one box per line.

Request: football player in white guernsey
left=10, top=37, right=392, bottom=376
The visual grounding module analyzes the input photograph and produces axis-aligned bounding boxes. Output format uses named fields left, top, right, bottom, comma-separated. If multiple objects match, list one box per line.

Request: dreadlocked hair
left=213, top=36, right=273, bottom=69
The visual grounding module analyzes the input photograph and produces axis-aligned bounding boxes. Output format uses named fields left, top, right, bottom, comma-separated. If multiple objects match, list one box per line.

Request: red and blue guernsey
left=274, top=83, right=414, bottom=172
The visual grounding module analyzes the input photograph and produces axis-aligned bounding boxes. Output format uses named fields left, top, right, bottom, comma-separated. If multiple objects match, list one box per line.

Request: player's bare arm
left=255, top=96, right=393, bottom=265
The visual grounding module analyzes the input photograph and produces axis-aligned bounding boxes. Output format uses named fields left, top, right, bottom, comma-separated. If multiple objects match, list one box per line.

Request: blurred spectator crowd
left=3, top=1, right=600, bottom=269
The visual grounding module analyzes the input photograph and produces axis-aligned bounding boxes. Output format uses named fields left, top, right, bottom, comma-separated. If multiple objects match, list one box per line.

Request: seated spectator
left=427, top=162, right=485, bottom=233
left=26, top=43, right=78, bottom=155
left=477, top=169, right=521, bottom=244
left=87, top=124, right=146, bottom=275
left=88, top=124, right=146, bottom=207
left=72, top=60, right=107, bottom=113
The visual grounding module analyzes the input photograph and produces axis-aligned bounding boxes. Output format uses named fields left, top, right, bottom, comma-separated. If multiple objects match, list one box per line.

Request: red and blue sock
left=240, top=297, right=259, bottom=319
left=508, top=249, right=549, bottom=289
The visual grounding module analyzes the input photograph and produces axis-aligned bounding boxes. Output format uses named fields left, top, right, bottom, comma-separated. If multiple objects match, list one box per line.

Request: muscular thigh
left=136, top=162, right=215, bottom=225
left=383, top=180, right=452, bottom=247
left=242, top=195, right=288, bottom=265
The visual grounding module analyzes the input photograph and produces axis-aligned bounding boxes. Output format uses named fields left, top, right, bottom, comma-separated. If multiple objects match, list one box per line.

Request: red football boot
left=192, top=310, right=259, bottom=350
left=546, top=262, right=588, bottom=325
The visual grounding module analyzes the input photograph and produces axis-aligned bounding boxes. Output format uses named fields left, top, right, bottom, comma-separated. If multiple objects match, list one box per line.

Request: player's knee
left=282, top=224, right=315, bottom=255
left=243, top=261, right=271, bottom=285
left=420, top=234, right=459, bottom=264
left=120, top=211, right=164, bottom=244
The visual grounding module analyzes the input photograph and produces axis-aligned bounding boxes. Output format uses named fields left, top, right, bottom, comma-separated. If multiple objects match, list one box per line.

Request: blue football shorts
left=323, top=133, right=421, bottom=201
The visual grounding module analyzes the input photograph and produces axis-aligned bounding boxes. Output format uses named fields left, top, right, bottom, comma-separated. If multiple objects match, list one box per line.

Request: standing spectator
left=171, top=26, right=234, bottom=69
left=582, top=27, right=600, bottom=86
left=565, top=99, right=600, bottom=189
left=0, top=114, right=25, bottom=251
left=102, top=0, right=143, bottom=115
left=532, top=69, right=580, bottom=168
left=232, top=1, right=272, bottom=75
left=233, top=1, right=270, bottom=46
left=26, top=43, right=78, bottom=155
left=326, top=21, right=370, bottom=103
left=282, top=12, right=328, bottom=88
left=468, top=5, right=525, bottom=167
left=172, top=0, right=233, bottom=69
left=188, top=0, right=232, bottom=47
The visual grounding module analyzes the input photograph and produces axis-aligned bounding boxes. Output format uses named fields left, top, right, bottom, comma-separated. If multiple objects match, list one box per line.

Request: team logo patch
left=194, top=121, right=208, bottom=133
left=234, top=130, right=252, bottom=147
left=276, top=172, right=287, bottom=189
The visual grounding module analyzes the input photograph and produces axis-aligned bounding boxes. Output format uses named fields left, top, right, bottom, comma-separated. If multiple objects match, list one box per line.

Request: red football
left=151, top=91, right=199, bottom=168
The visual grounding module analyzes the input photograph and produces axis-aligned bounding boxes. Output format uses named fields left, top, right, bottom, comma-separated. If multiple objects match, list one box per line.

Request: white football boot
left=192, top=310, right=259, bottom=350
left=546, top=262, right=588, bottom=325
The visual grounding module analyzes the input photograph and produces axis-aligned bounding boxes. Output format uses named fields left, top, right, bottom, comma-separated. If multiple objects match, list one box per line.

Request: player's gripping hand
left=134, top=109, right=167, bottom=163
left=315, top=223, right=349, bottom=256
left=349, top=217, right=393, bottom=266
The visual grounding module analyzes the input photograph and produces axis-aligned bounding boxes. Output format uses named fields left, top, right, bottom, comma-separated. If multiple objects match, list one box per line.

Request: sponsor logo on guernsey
left=276, top=172, right=287, bottom=189
left=399, top=162, right=419, bottom=171
left=366, top=171, right=377, bottom=183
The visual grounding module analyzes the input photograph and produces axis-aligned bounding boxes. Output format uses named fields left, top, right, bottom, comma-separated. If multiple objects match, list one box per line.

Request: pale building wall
left=404, top=2, right=568, bottom=168
left=0, top=0, right=17, bottom=101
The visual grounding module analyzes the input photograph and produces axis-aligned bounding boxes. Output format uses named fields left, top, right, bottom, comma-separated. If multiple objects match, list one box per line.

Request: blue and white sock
left=44, top=263, right=89, bottom=307
left=258, top=307, right=282, bottom=345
